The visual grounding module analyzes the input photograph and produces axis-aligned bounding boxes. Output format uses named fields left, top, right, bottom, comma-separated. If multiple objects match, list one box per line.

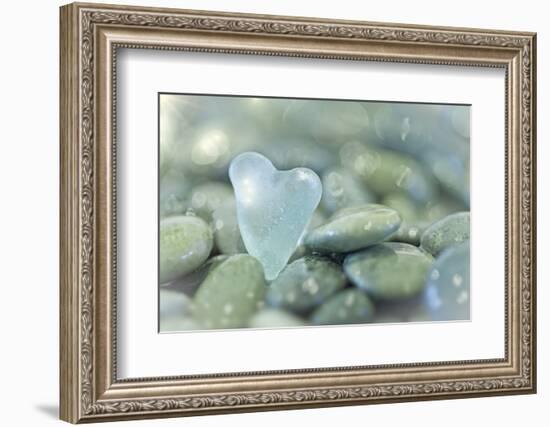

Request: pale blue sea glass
left=229, top=152, right=322, bottom=280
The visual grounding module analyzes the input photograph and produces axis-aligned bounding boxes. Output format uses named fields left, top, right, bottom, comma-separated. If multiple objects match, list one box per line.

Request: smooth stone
left=422, top=196, right=467, bottom=224
left=425, top=152, right=470, bottom=207
left=321, top=167, right=376, bottom=215
left=249, top=308, right=307, bottom=328
left=166, top=255, right=229, bottom=296
left=212, top=198, right=247, bottom=254
left=258, top=137, right=333, bottom=174
left=372, top=295, right=431, bottom=324
left=283, top=99, right=369, bottom=144
left=266, top=256, right=347, bottom=314
left=160, top=216, right=213, bottom=284
left=451, top=107, right=471, bottom=139
left=340, top=141, right=438, bottom=203
left=193, top=254, right=266, bottom=329
left=289, top=209, right=327, bottom=262
left=344, top=242, right=433, bottom=301
left=229, top=152, right=322, bottom=280
left=159, top=288, right=193, bottom=318
left=311, top=289, right=375, bottom=325
left=159, top=169, right=192, bottom=218
left=304, top=204, right=401, bottom=253
left=424, top=241, right=470, bottom=321
left=159, top=289, right=202, bottom=332
left=187, top=181, right=234, bottom=221
left=420, top=212, right=470, bottom=257
left=159, top=95, right=199, bottom=178
left=160, top=316, right=203, bottom=332
left=382, top=193, right=420, bottom=223
left=390, top=222, right=428, bottom=245
left=372, top=103, right=438, bottom=155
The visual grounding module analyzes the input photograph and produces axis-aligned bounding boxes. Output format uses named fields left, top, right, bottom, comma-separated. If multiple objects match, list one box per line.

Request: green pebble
left=167, top=254, right=229, bottom=297
left=159, top=288, right=193, bottom=318
left=340, top=142, right=437, bottom=203
left=372, top=296, right=431, bottom=324
left=344, top=242, right=433, bottom=301
left=187, top=181, right=234, bottom=221
left=311, top=289, right=375, bottom=325
left=266, top=256, right=347, bottom=314
left=283, top=100, right=369, bottom=144
left=289, top=209, right=327, bottom=262
left=382, top=193, right=420, bottom=222
left=390, top=222, right=428, bottom=245
left=420, top=212, right=470, bottom=256
left=249, top=308, right=306, bottom=328
left=160, top=216, right=213, bottom=284
left=424, top=241, right=470, bottom=321
left=304, top=204, right=401, bottom=253
left=423, top=196, right=466, bottom=224
left=159, top=316, right=203, bottom=333
left=212, top=199, right=247, bottom=254
left=321, top=167, right=375, bottom=215
left=193, top=254, right=266, bottom=329
left=159, top=283, right=201, bottom=333
left=159, top=169, right=192, bottom=218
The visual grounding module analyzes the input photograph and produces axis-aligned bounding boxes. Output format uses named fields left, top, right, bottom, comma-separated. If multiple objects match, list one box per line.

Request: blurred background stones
left=158, top=94, right=470, bottom=332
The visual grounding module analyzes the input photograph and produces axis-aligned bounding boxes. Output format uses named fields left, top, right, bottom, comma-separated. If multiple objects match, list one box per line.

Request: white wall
left=0, top=0, right=546, bottom=425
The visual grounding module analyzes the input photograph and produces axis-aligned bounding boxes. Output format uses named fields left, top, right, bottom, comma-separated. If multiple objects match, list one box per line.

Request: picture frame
left=59, top=2, right=537, bottom=423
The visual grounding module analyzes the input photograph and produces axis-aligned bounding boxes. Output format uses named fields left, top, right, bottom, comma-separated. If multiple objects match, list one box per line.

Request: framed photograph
left=59, top=2, right=537, bottom=423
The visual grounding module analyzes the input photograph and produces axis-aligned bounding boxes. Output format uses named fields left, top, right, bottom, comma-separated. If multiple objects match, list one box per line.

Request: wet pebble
left=424, top=241, right=470, bottom=321
left=212, top=199, right=246, bottom=254
left=193, top=254, right=266, bottom=329
left=160, top=316, right=203, bottom=332
left=283, top=100, right=370, bottom=144
left=159, top=288, right=193, bottom=318
left=160, top=215, right=213, bottom=284
left=187, top=181, right=234, bottom=221
left=266, top=256, right=346, bottom=314
left=159, top=169, right=192, bottom=218
left=249, top=308, right=306, bottom=328
left=311, top=289, right=375, bottom=325
left=420, top=212, right=470, bottom=256
left=390, top=222, right=428, bottom=245
left=344, top=242, right=433, bottom=301
left=321, top=167, right=376, bottom=215
left=341, top=142, right=438, bottom=203
left=166, top=255, right=229, bottom=296
left=304, top=204, right=401, bottom=253
left=159, top=288, right=201, bottom=332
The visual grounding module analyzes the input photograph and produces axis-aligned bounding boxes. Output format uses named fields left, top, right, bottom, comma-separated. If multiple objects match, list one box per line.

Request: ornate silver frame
left=60, top=2, right=537, bottom=423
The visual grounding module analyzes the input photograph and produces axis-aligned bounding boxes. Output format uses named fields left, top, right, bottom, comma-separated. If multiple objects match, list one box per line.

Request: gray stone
left=321, top=167, right=376, bottom=215
left=304, top=204, right=401, bottom=253
left=390, top=222, right=428, bottom=245
left=159, top=288, right=193, bottom=318
left=193, top=255, right=266, bottom=329
left=311, top=289, right=375, bottom=325
left=187, top=181, right=234, bottom=221
left=424, top=241, right=470, bottom=321
left=266, top=256, right=347, bottom=314
left=420, top=212, right=470, bottom=256
left=344, top=242, right=433, bottom=301
left=339, top=141, right=438, bottom=203
left=160, top=215, right=213, bottom=284
left=249, top=308, right=307, bottom=328
left=372, top=295, right=431, bottom=324
left=212, top=199, right=247, bottom=254
left=283, top=100, right=370, bottom=144
left=166, top=255, right=229, bottom=297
